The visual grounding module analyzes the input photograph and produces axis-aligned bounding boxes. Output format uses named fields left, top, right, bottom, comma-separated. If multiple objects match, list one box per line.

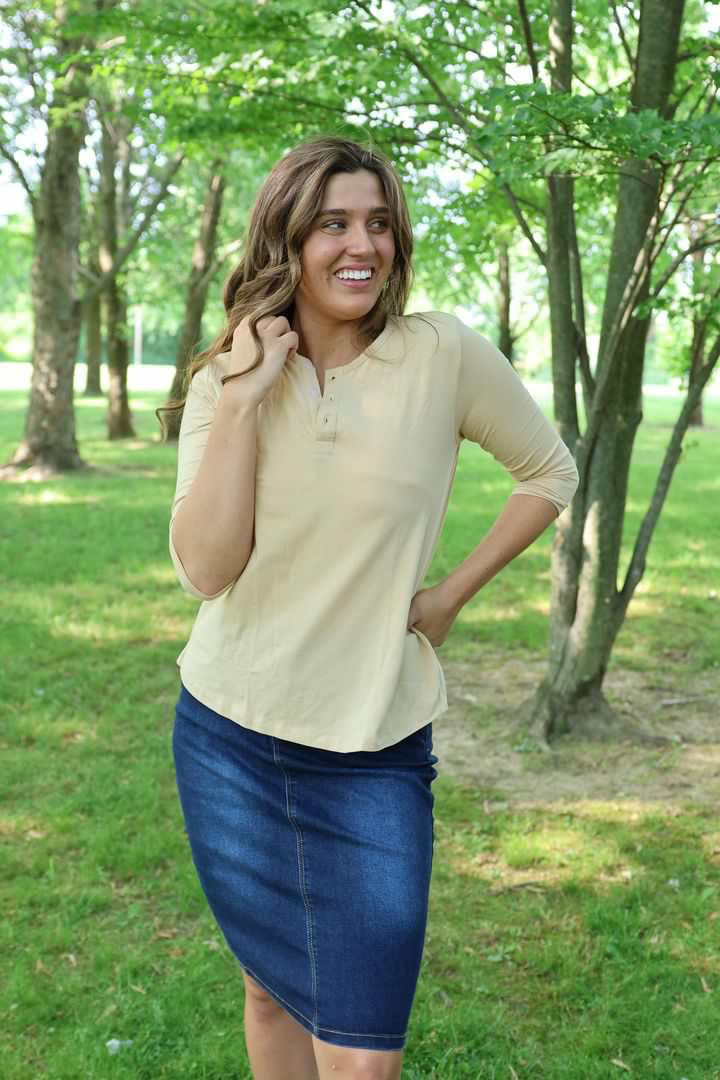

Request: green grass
left=1, top=389, right=719, bottom=1078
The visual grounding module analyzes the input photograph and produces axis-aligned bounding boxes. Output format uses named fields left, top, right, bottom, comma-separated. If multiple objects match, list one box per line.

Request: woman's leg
left=312, top=1036, right=404, bottom=1079
left=243, top=973, right=320, bottom=1080
left=242, top=974, right=404, bottom=1079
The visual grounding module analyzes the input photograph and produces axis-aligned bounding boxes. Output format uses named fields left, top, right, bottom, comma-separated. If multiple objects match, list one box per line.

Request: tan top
left=169, top=311, right=578, bottom=752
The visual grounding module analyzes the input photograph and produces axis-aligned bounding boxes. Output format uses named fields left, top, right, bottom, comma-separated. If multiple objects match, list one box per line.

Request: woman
left=163, top=135, right=578, bottom=1080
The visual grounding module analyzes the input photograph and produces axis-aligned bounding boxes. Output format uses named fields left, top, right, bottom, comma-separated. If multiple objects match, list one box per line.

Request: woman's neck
left=291, top=310, right=373, bottom=373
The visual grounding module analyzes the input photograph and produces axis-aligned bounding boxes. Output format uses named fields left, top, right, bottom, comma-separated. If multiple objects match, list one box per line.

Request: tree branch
left=617, top=330, right=720, bottom=619
left=575, top=326, right=594, bottom=409
left=198, top=236, right=244, bottom=291
left=502, top=184, right=547, bottom=267
left=579, top=187, right=663, bottom=459
left=516, top=0, right=540, bottom=81
left=568, top=198, right=594, bottom=410
left=676, top=42, right=720, bottom=63
left=649, top=235, right=720, bottom=301
left=81, top=152, right=184, bottom=303
left=512, top=304, right=545, bottom=342
left=611, top=2, right=635, bottom=69
left=649, top=158, right=713, bottom=270
left=353, top=0, right=550, bottom=267
left=0, top=140, right=36, bottom=212
left=573, top=70, right=606, bottom=97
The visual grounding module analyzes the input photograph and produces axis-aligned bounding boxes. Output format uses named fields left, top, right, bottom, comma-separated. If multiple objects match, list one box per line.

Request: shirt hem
left=176, top=660, right=448, bottom=754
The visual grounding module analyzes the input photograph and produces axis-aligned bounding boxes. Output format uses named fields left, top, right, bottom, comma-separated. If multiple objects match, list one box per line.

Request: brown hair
left=156, top=135, right=415, bottom=435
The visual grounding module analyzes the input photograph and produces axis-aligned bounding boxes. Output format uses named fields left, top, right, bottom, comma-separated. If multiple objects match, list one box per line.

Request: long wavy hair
left=156, top=135, right=415, bottom=436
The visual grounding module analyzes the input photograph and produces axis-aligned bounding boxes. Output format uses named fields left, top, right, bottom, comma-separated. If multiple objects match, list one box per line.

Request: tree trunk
left=496, top=239, right=514, bottom=363
left=100, top=101, right=135, bottom=439
left=83, top=255, right=103, bottom=396
left=163, top=161, right=226, bottom=441
left=5, top=23, right=87, bottom=474
left=688, top=322, right=705, bottom=427
left=524, top=0, right=687, bottom=742
left=104, top=283, right=134, bottom=438
left=687, top=245, right=706, bottom=427
left=545, top=0, right=579, bottom=454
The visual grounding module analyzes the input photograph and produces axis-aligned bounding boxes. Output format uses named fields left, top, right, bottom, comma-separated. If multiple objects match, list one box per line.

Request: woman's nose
left=345, top=227, right=375, bottom=253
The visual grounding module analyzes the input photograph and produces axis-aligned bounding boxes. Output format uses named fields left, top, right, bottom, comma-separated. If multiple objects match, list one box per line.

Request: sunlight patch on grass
left=623, top=595, right=665, bottom=616
left=499, top=822, right=618, bottom=872
left=444, top=846, right=639, bottom=892
left=440, top=814, right=631, bottom=891
left=14, top=490, right=103, bottom=507
left=701, top=833, right=720, bottom=865
left=120, top=565, right=182, bottom=589
left=10, top=589, right=187, bottom=641
left=51, top=618, right=179, bottom=644
left=0, top=814, right=51, bottom=839
left=520, top=798, right=686, bottom=822
left=461, top=605, right=524, bottom=624
left=667, top=940, right=720, bottom=977
left=525, top=599, right=551, bottom=615
left=661, top=551, right=719, bottom=571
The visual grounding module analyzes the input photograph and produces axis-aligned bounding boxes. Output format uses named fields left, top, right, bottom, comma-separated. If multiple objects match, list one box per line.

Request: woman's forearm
left=171, top=392, right=260, bottom=597
left=440, top=493, right=559, bottom=612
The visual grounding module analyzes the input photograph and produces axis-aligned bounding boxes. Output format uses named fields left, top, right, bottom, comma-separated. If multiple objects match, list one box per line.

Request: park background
left=1, top=1, right=719, bottom=1077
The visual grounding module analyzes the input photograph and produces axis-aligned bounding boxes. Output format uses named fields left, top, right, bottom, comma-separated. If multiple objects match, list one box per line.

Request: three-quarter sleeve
left=455, top=317, right=579, bottom=515
left=169, top=365, right=235, bottom=601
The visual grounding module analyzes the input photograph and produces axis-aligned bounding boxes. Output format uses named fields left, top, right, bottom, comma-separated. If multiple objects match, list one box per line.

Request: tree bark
left=163, top=161, right=226, bottom=441
left=100, top=100, right=135, bottom=439
left=688, top=320, right=705, bottom=427
left=83, top=253, right=103, bottom=396
left=687, top=245, right=707, bottom=427
left=496, top=239, right=514, bottom=363
left=524, top=0, right=687, bottom=742
left=5, top=17, right=87, bottom=474
left=545, top=0, right=579, bottom=453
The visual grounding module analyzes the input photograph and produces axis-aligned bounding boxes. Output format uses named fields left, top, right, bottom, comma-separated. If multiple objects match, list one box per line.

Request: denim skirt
left=172, top=683, right=439, bottom=1051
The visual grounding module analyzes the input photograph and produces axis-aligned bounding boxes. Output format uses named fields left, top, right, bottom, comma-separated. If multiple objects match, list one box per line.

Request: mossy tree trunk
left=525, top=0, right=694, bottom=741
left=6, top=16, right=87, bottom=474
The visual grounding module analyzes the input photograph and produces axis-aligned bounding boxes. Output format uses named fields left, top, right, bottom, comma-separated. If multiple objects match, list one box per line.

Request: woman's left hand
left=407, top=583, right=461, bottom=647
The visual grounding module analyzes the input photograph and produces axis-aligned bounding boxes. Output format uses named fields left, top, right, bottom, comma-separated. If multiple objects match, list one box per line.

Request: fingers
left=229, top=316, right=297, bottom=365
left=284, top=332, right=299, bottom=359
left=233, top=314, right=293, bottom=341
left=255, top=314, right=291, bottom=337
left=230, top=316, right=297, bottom=372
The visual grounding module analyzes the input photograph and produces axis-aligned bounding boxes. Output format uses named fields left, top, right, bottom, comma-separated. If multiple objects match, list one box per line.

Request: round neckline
left=294, top=315, right=396, bottom=375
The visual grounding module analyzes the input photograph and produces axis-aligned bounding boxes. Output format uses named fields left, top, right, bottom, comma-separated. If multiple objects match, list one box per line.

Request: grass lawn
left=1, top=387, right=718, bottom=1079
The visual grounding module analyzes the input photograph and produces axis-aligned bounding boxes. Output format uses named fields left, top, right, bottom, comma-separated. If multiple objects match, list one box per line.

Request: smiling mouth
left=333, top=269, right=376, bottom=286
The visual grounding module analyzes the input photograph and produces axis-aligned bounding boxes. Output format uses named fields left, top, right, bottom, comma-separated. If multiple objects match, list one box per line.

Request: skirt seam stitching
left=272, top=739, right=320, bottom=1029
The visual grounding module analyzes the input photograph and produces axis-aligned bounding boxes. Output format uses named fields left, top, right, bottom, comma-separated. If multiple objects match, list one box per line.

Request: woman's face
left=295, top=169, right=396, bottom=327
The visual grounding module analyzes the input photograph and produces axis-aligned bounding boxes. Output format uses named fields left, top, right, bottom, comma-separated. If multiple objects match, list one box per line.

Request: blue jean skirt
left=172, top=683, right=439, bottom=1052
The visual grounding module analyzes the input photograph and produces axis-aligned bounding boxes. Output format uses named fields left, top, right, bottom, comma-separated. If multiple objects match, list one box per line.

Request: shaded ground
left=435, top=651, right=720, bottom=807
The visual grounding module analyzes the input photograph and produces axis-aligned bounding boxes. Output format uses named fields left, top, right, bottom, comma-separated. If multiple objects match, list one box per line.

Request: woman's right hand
left=215, top=314, right=299, bottom=407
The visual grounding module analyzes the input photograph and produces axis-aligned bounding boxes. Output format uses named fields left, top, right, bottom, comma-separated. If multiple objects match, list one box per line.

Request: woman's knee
left=312, top=1037, right=403, bottom=1079
left=242, top=972, right=286, bottom=1020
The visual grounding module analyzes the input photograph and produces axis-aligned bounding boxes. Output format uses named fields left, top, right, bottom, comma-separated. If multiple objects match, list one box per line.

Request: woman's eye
left=323, top=219, right=389, bottom=230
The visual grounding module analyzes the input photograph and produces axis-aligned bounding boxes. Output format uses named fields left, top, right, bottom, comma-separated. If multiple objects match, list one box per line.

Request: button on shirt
left=169, top=311, right=579, bottom=752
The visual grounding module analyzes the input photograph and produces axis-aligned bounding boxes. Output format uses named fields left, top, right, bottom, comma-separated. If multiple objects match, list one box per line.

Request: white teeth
left=335, top=269, right=372, bottom=280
